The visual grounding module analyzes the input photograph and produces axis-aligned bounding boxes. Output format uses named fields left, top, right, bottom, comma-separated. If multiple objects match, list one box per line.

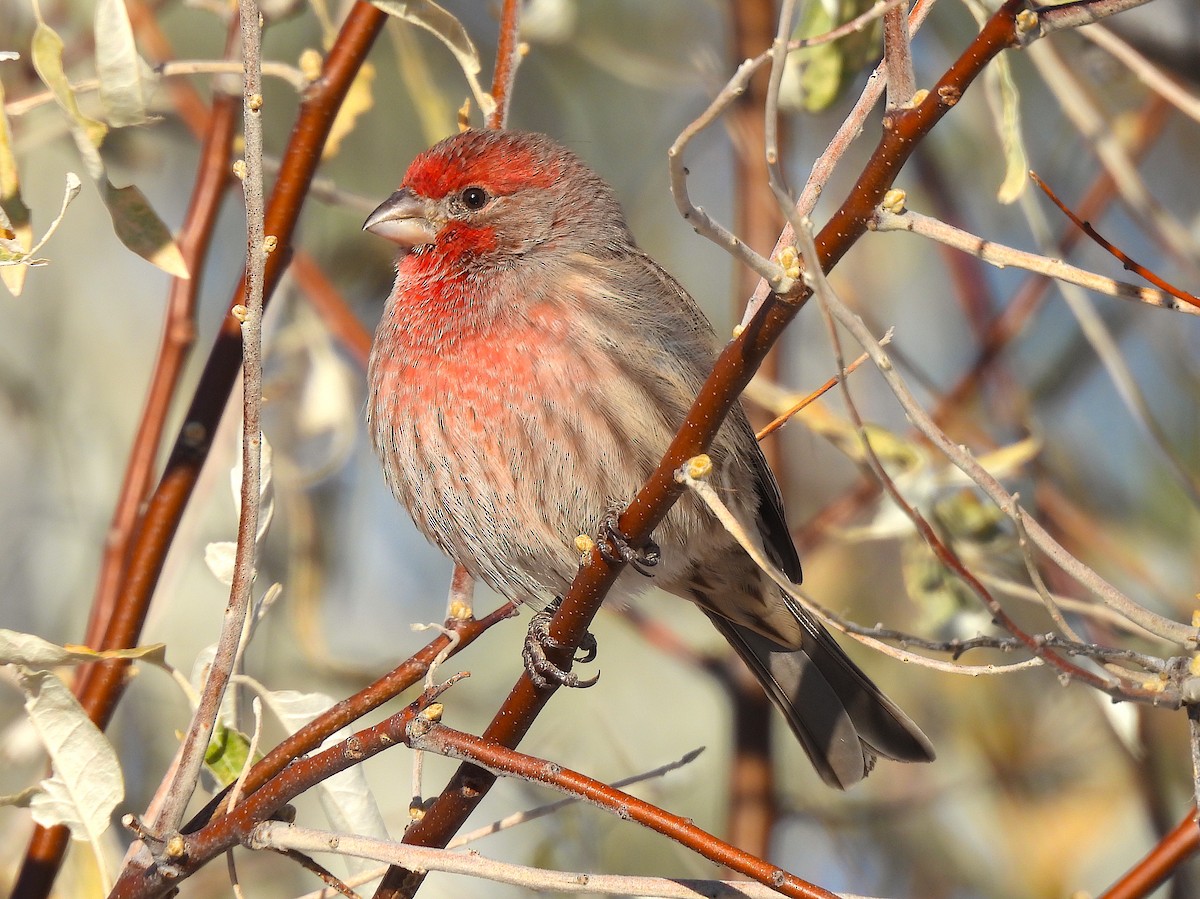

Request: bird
left=364, top=128, right=934, bottom=788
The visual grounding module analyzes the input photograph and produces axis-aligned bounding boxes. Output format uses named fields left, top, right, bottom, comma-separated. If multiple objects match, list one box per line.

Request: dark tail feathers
left=704, top=602, right=934, bottom=789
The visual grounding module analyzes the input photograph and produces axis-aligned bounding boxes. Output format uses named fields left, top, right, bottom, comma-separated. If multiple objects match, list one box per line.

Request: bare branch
left=254, top=822, right=843, bottom=899
left=871, top=206, right=1198, bottom=315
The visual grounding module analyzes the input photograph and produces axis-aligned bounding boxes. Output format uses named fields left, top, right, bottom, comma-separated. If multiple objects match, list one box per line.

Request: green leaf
left=781, top=0, right=883, bottom=114
left=204, top=720, right=258, bottom=787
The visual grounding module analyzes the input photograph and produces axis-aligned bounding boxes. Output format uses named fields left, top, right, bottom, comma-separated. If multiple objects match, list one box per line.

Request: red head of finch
left=365, top=129, right=933, bottom=788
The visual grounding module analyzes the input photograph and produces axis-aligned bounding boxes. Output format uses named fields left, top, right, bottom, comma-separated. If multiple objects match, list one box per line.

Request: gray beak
left=363, top=188, right=438, bottom=249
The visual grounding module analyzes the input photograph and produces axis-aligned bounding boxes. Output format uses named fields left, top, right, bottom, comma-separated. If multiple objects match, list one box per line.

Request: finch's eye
left=460, top=187, right=489, bottom=211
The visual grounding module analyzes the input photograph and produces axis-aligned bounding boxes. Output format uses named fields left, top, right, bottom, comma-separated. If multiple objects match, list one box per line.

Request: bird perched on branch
left=365, top=128, right=933, bottom=788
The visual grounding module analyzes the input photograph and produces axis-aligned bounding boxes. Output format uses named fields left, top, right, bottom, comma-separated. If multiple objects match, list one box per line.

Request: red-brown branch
left=1099, top=807, right=1200, bottom=899
left=107, top=605, right=516, bottom=897
left=1030, top=170, right=1200, bottom=309
left=411, top=724, right=838, bottom=899
left=486, top=0, right=521, bottom=130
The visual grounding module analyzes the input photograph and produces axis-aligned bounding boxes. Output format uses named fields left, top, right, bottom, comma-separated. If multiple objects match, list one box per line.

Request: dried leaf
left=95, top=0, right=159, bottom=127
left=0, top=629, right=166, bottom=667
left=99, top=181, right=189, bottom=278
left=961, top=0, right=1027, bottom=202
left=986, top=42, right=1027, bottom=203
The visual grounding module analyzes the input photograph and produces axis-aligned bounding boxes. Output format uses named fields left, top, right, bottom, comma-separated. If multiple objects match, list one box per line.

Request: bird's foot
left=599, top=512, right=660, bottom=577
left=522, top=602, right=599, bottom=689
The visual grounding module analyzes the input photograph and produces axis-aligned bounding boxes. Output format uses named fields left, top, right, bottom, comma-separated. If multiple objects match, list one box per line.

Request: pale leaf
left=95, top=0, right=159, bottom=127
left=988, top=53, right=1028, bottom=204
left=18, top=669, right=123, bottom=844
left=204, top=541, right=238, bottom=586
left=962, top=0, right=1027, bottom=203
left=29, top=17, right=186, bottom=278
left=254, top=686, right=390, bottom=869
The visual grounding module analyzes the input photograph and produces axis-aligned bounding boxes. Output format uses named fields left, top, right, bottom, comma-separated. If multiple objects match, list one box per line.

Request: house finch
left=366, top=129, right=933, bottom=788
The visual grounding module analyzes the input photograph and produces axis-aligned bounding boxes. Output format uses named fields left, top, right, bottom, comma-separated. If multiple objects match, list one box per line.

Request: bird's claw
left=599, top=512, right=660, bottom=577
left=522, top=605, right=599, bottom=689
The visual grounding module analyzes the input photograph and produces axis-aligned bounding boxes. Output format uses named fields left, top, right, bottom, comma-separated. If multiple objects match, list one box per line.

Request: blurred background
left=1, top=0, right=1199, bottom=896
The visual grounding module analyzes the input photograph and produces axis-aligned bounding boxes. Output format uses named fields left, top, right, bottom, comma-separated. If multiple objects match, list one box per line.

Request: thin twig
left=753, top=342, right=883, bottom=440
left=871, top=206, right=1197, bottom=315
left=812, top=254, right=1194, bottom=651
left=448, top=748, right=706, bottom=848
left=3, top=59, right=309, bottom=117
left=1017, top=187, right=1200, bottom=505
left=745, top=0, right=939, bottom=322
left=1032, top=0, right=1160, bottom=37
left=407, top=725, right=839, bottom=899
left=152, top=0, right=269, bottom=840
left=1029, top=171, right=1200, bottom=309
left=254, top=822, right=842, bottom=899
left=677, top=464, right=1044, bottom=677
left=670, top=0, right=912, bottom=298
left=1027, top=38, right=1200, bottom=280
